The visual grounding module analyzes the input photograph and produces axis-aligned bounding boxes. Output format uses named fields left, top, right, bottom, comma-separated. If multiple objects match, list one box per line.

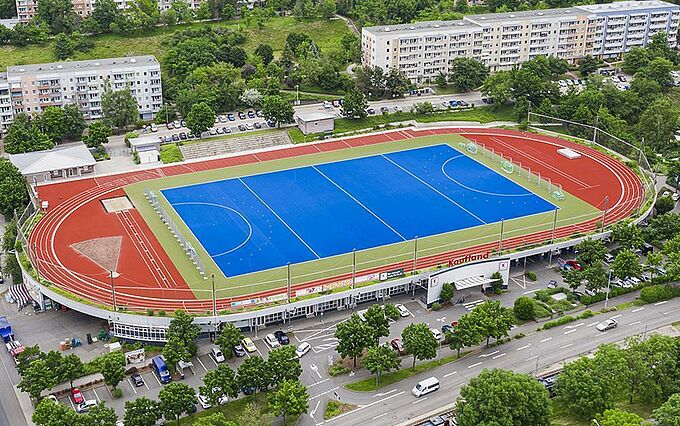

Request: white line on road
left=565, top=322, right=584, bottom=329
left=208, top=354, right=218, bottom=366
left=516, top=344, right=532, bottom=351
left=479, top=350, right=499, bottom=358
left=632, top=307, right=645, bottom=313
left=540, top=337, right=552, bottom=343
left=525, top=356, right=538, bottom=362
left=196, top=357, right=208, bottom=372
left=412, top=397, right=428, bottom=405
left=255, top=344, right=263, bottom=357
left=325, top=391, right=406, bottom=424
left=523, top=289, right=537, bottom=294
left=564, top=329, right=577, bottom=335
left=311, top=400, right=321, bottom=418
left=586, top=322, right=600, bottom=327
left=628, top=321, right=641, bottom=326
left=310, top=387, right=339, bottom=400
left=152, top=371, right=161, bottom=386
left=371, top=413, right=389, bottom=420
left=309, top=378, right=330, bottom=388
left=610, top=314, right=622, bottom=319
left=492, top=353, right=506, bottom=360
left=127, top=379, right=137, bottom=395
left=468, top=362, right=482, bottom=369
left=374, top=389, right=398, bottom=398
left=654, top=301, right=668, bottom=306
left=443, top=371, right=458, bottom=378
left=561, top=343, right=574, bottom=349
left=92, top=387, right=100, bottom=403
left=310, top=363, right=322, bottom=379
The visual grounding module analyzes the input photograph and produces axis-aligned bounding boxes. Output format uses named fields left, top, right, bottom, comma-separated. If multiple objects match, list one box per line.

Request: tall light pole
left=110, top=270, right=119, bottom=311
left=413, top=237, right=419, bottom=274
left=604, top=268, right=612, bottom=309
left=351, top=249, right=356, bottom=289
left=498, top=219, right=505, bottom=255
left=287, top=263, right=292, bottom=303
left=295, top=84, right=300, bottom=106
left=601, top=195, right=609, bottom=232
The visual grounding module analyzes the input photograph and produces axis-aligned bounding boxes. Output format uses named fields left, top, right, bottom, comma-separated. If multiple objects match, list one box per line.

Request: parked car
left=208, top=128, right=217, bottom=136
left=274, top=330, right=290, bottom=345
left=247, top=110, right=256, bottom=118
left=253, top=122, right=262, bottom=129
left=323, top=101, right=332, bottom=109
left=210, top=347, right=225, bottom=363
left=604, top=253, right=614, bottom=263
left=393, top=105, right=402, bottom=112
left=173, top=120, right=181, bottom=128
left=131, top=373, right=144, bottom=387
left=245, top=123, right=254, bottom=130
left=237, top=124, right=247, bottom=131
left=242, top=385, right=256, bottom=395
left=166, top=122, right=174, bottom=130
left=76, top=399, right=97, bottom=413
left=233, top=344, right=246, bottom=357
left=565, top=260, right=583, bottom=271
left=218, top=115, right=227, bottom=123
left=150, top=123, right=158, bottom=132
left=256, top=109, right=263, bottom=117
left=216, top=127, right=224, bottom=134
left=547, top=280, right=558, bottom=288
left=296, top=342, right=311, bottom=358
left=366, top=108, right=376, bottom=115
left=391, top=338, right=406, bottom=355
left=197, top=394, right=212, bottom=409
left=241, top=338, right=257, bottom=353
left=430, top=328, right=443, bottom=341
left=395, top=303, right=410, bottom=317
left=380, top=106, right=389, bottom=114
left=71, top=387, right=84, bottom=404
left=441, top=324, right=453, bottom=335
left=223, top=127, right=232, bottom=134
left=171, top=133, right=179, bottom=142
left=332, top=100, right=341, bottom=107
left=227, top=113, right=236, bottom=121
left=265, top=333, right=280, bottom=348
left=596, top=318, right=618, bottom=331
left=238, top=112, right=246, bottom=119
left=179, top=132, right=187, bottom=140
left=267, top=120, right=276, bottom=127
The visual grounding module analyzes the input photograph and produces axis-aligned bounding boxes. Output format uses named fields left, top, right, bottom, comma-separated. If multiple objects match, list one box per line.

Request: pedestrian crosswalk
left=464, top=299, right=486, bottom=311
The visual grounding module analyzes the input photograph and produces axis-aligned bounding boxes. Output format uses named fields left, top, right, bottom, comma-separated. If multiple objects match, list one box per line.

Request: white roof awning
left=453, top=276, right=499, bottom=291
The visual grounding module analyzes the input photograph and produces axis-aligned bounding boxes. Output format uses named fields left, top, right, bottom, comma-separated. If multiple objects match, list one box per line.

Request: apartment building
left=0, top=56, right=162, bottom=131
left=362, top=0, right=680, bottom=82
left=16, top=0, right=201, bottom=22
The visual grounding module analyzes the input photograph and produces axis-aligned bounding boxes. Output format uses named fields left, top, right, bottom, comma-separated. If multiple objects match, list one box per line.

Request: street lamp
left=295, top=85, right=300, bottom=106
left=605, top=269, right=612, bottom=309
left=109, top=270, right=120, bottom=311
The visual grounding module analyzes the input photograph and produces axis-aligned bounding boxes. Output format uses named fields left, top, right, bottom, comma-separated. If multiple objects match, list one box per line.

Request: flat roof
left=296, top=112, right=335, bottom=121
left=9, top=144, right=96, bottom=175
left=7, top=56, right=159, bottom=75
left=363, top=19, right=479, bottom=36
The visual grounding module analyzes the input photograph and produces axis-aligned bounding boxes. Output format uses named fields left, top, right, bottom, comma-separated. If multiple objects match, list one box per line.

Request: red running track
left=29, top=128, right=644, bottom=313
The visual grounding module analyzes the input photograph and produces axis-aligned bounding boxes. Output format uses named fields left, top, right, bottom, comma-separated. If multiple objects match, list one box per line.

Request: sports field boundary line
left=440, top=156, right=535, bottom=198
left=237, top=177, right=321, bottom=259
left=380, top=154, right=487, bottom=225
left=310, top=165, right=407, bottom=242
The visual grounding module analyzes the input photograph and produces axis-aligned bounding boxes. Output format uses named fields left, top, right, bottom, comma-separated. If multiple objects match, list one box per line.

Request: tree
left=639, top=57, right=674, bottom=88
left=267, top=379, right=308, bottom=424
left=335, top=313, right=374, bottom=367
left=261, top=95, right=294, bottom=128
left=267, top=345, right=302, bottom=385
left=186, top=102, right=215, bottom=138
left=456, top=369, right=550, bottom=426
left=59, top=354, right=84, bottom=388
left=341, top=88, right=368, bottom=119
left=583, top=261, right=608, bottom=292
left=623, top=47, right=650, bottom=75
left=100, top=351, right=125, bottom=390
left=319, top=0, right=336, bottom=17
left=91, top=0, right=117, bottom=32
left=364, top=304, right=390, bottom=345
left=513, top=296, right=535, bottom=320
left=255, top=44, right=274, bottom=65
left=656, top=196, right=675, bottom=215
left=611, top=249, right=643, bottom=281
left=467, top=300, right=514, bottom=346
left=383, top=303, right=400, bottom=322
left=579, top=55, right=599, bottom=77
left=239, top=402, right=272, bottom=426
left=449, top=57, right=488, bottom=91
left=54, top=33, right=75, bottom=60
left=576, top=238, right=607, bottom=266
left=654, top=393, right=680, bottom=426
left=594, top=409, right=644, bottom=426
left=123, top=397, right=161, bottom=426
left=402, top=323, right=437, bottom=370
left=32, top=398, right=79, bottom=426
left=83, top=121, right=112, bottom=148
left=18, top=358, right=57, bottom=400
left=193, top=413, right=237, bottom=426
left=637, top=98, right=679, bottom=153
left=237, top=356, right=270, bottom=393
left=481, top=71, right=513, bottom=105
left=364, top=344, right=400, bottom=385
left=0, top=0, right=16, bottom=18
left=159, top=382, right=197, bottom=425
left=447, top=314, right=482, bottom=356
left=611, top=220, right=644, bottom=250
left=85, top=403, right=118, bottom=426
left=37, top=0, right=78, bottom=34
left=201, top=364, right=239, bottom=406
left=4, top=113, right=53, bottom=154
left=439, top=283, right=454, bottom=304
left=215, top=323, right=243, bottom=359
left=62, top=104, right=86, bottom=140
left=0, top=159, right=29, bottom=220
left=240, top=88, right=262, bottom=106
left=101, top=85, right=139, bottom=131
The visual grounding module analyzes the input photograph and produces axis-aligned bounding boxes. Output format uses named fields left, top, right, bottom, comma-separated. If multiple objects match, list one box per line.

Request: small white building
left=9, top=144, right=96, bottom=184
left=296, top=112, right=335, bottom=135
left=129, top=135, right=161, bottom=164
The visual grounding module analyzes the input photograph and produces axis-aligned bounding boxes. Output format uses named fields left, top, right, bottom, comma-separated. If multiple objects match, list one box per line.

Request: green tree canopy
left=101, top=85, right=139, bottom=130
left=237, top=355, right=270, bottom=393
left=0, top=159, right=29, bottom=220
left=261, top=95, right=294, bottom=127
left=268, top=345, right=302, bottom=385
left=611, top=249, right=643, bottom=281
left=100, top=351, right=125, bottom=390
left=449, top=57, right=488, bottom=91
left=467, top=300, right=514, bottom=346
left=653, top=393, right=680, bottom=426
left=456, top=369, right=551, bottom=426
left=335, top=313, right=374, bottom=367
left=159, top=382, right=197, bottom=425
left=83, top=121, right=112, bottom=148
left=215, top=323, right=243, bottom=359
left=364, top=344, right=400, bottom=385
left=186, top=102, right=216, bottom=137
left=439, top=282, right=454, bottom=304
left=341, top=88, right=368, bottom=119
left=123, top=397, right=161, bottom=426
left=267, top=379, right=308, bottom=424
left=200, top=364, right=239, bottom=406
left=576, top=238, right=607, bottom=266
left=401, top=323, right=437, bottom=370
left=364, top=304, right=390, bottom=345
left=4, top=113, right=53, bottom=154
left=32, top=398, right=79, bottom=426
left=611, top=220, right=644, bottom=250
left=594, top=409, right=643, bottom=426
left=513, top=296, right=535, bottom=320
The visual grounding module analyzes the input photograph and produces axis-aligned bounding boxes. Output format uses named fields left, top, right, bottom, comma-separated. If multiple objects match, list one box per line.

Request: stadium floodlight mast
left=601, top=195, right=609, bottom=232
left=413, top=237, right=419, bottom=273
left=109, top=270, right=120, bottom=311
left=498, top=219, right=505, bottom=255
left=351, top=249, right=356, bottom=289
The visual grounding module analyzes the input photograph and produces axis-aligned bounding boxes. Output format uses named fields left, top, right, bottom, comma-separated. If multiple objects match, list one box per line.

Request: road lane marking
left=516, top=344, right=531, bottom=351
left=586, top=322, right=600, bottom=327
left=127, top=379, right=137, bottom=394
left=564, top=329, right=577, bottom=335
left=492, top=353, right=506, bottom=360
left=443, top=371, right=458, bottom=378
left=523, top=289, right=537, bottom=294
left=632, top=307, right=645, bottom=313
left=412, top=397, right=428, bottom=405
left=525, top=356, right=538, bottom=362
left=565, top=322, right=584, bottom=329
left=196, top=357, right=208, bottom=372
left=540, top=337, right=552, bottom=343
left=208, top=355, right=218, bottom=366
left=325, top=391, right=406, bottom=424
left=654, top=301, right=668, bottom=306
left=479, top=350, right=499, bottom=358
left=152, top=372, right=161, bottom=386
left=311, top=400, right=321, bottom=418
left=468, top=362, right=482, bottom=369
left=372, top=413, right=389, bottom=420
left=374, top=389, right=398, bottom=398
left=310, top=387, right=339, bottom=400
left=93, top=387, right=100, bottom=403
left=309, top=378, right=330, bottom=388
left=610, top=314, right=622, bottom=319
left=628, top=321, right=641, bottom=326
left=310, top=363, right=322, bottom=379
left=561, top=343, right=573, bottom=349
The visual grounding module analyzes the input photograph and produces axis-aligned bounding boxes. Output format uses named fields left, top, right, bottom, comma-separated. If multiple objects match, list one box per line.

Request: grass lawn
left=0, top=17, right=351, bottom=71
left=550, top=397, right=660, bottom=426
left=160, top=143, right=183, bottom=164
left=345, top=351, right=468, bottom=392
left=334, top=105, right=515, bottom=134
left=324, top=401, right=357, bottom=420
left=178, top=391, right=299, bottom=425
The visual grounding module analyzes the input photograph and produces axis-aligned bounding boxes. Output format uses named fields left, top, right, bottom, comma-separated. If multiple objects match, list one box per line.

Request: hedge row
left=639, top=284, right=680, bottom=303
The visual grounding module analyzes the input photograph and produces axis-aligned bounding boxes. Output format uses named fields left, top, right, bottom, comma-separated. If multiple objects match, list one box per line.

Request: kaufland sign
left=449, top=251, right=490, bottom=267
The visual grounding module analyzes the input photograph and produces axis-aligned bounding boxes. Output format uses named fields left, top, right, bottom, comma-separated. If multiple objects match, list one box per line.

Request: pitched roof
left=9, top=144, right=96, bottom=175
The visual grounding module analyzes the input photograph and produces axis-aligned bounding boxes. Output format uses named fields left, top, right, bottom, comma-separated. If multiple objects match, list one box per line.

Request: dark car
left=255, top=109, right=263, bottom=117
left=131, top=373, right=144, bottom=387
left=227, top=113, right=236, bottom=121
left=179, top=132, right=187, bottom=140
left=267, top=120, right=276, bottom=127
left=242, top=385, right=256, bottom=395
left=238, top=112, right=246, bottom=119
left=253, top=122, right=262, bottom=129
left=247, top=110, right=256, bottom=118
left=366, top=108, right=376, bottom=115
left=390, top=338, right=405, bottom=355
left=237, top=124, right=247, bottom=131
left=233, top=344, right=246, bottom=357
left=441, top=324, right=453, bottom=334
left=274, top=330, right=290, bottom=345
left=171, top=133, right=179, bottom=142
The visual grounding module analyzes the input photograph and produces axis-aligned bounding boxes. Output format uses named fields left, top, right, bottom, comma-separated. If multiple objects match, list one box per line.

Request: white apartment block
left=16, top=0, right=201, bottom=22
left=362, top=0, right=680, bottom=82
left=0, top=56, right=162, bottom=132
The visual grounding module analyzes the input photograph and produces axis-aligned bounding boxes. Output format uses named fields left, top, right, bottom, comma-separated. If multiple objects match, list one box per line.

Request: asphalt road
left=309, top=298, right=680, bottom=426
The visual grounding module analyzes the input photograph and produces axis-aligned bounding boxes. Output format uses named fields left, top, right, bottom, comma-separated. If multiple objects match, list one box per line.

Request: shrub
left=514, top=297, right=535, bottom=320
left=329, top=363, right=351, bottom=377
left=514, top=333, right=525, bottom=339
left=534, top=289, right=550, bottom=303
left=640, top=284, right=680, bottom=303
left=158, top=310, right=166, bottom=316
left=525, top=271, right=537, bottom=281
left=542, top=315, right=576, bottom=330
left=578, top=310, right=594, bottom=319
left=111, top=387, right=123, bottom=398
left=147, top=309, right=154, bottom=316
left=431, top=302, right=442, bottom=311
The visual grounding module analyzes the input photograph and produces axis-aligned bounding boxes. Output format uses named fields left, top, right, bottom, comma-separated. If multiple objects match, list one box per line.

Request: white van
left=412, top=376, right=440, bottom=397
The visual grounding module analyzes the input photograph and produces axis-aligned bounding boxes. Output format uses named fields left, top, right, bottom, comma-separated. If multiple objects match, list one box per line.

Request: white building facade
left=0, top=56, right=162, bottom=131
left=362, top=0, right=680, bottom=82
